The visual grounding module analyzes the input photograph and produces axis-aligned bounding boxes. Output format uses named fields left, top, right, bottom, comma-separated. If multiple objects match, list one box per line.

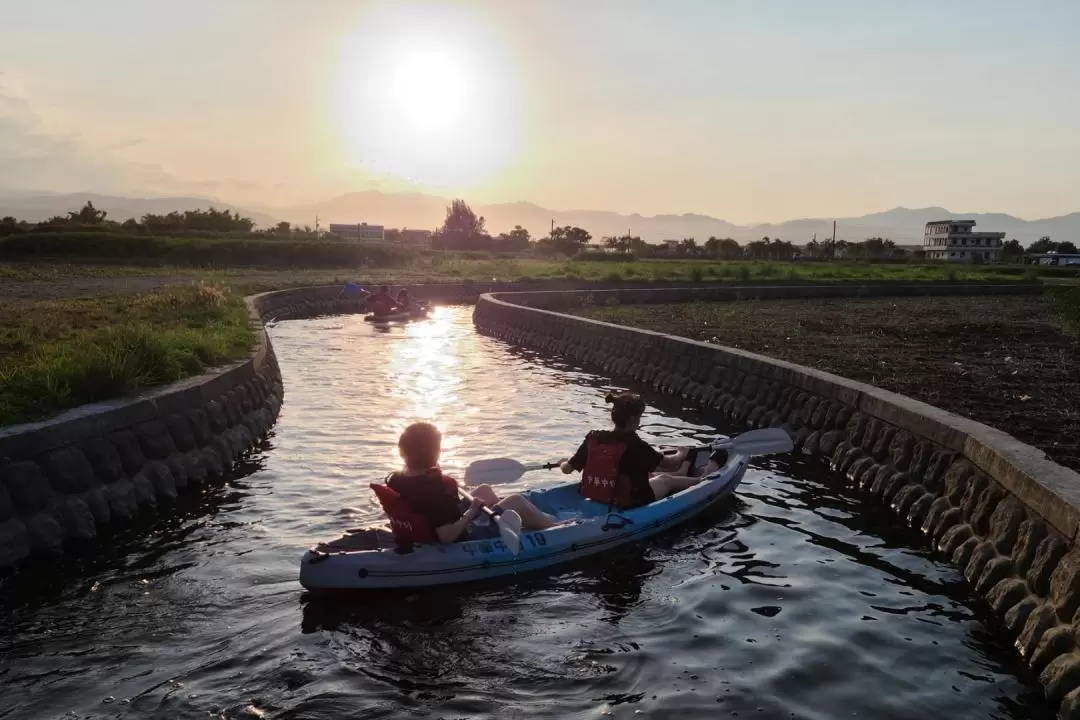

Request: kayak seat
left=522, top=484, right=614, bottom=520
left=369, top=483, right=437, bottom=551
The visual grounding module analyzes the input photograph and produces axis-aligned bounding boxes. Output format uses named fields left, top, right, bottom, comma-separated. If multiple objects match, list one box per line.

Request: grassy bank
left=0, top=256, right=1063, bottom=292
left=1051, top=286, right=1080, bottom=339
left=576, top=294, right=1080, bottom=472
left=0, top=232, right=413, bottom=269
left=0, top=283, right=255, bottom=427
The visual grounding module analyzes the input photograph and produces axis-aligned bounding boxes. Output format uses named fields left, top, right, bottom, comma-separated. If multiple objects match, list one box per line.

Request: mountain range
left=3, top=190, right=1078, bottom=246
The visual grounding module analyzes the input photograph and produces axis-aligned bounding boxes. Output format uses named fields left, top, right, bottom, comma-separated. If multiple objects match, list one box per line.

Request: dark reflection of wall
left=0, top=437, right=272, bottom=620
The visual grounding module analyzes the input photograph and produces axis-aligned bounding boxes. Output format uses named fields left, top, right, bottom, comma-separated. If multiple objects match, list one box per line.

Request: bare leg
left=649, top=473, right=704, bottom=501
left=496, top=494, right=556, bottom=530
left=471, top=484, right=500, bottom=506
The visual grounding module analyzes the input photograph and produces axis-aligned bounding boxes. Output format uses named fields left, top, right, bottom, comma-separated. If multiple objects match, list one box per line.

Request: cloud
left=0, top=86, right=270, bottom=202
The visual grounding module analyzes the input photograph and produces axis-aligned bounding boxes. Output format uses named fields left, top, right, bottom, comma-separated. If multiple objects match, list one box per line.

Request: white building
left=923, top=220, right=1005, bottom=263
left=328, top=222, right=385, bottom=242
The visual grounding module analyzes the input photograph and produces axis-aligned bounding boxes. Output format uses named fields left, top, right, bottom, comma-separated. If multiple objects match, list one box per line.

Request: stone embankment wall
left=0, top=279, right=1043, bottom=572
left=473, top=287, right=1080, bottom=718
left=0, top=297, right=283, bottom=568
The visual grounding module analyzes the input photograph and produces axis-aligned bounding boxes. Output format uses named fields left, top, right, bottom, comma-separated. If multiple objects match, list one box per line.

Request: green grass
left=1050, top=286, right=1080, bottom=339
left=0, top=283, right=255, bottom=427
left=1, top=257, right=1066, bottom=291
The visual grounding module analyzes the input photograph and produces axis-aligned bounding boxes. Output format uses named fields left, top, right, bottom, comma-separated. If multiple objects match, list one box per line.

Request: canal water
left=0, top=307, right=1054, bottom=719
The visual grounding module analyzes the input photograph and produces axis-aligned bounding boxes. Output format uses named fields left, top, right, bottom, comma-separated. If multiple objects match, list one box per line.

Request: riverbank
left=0, top=283, right=255, bottom=426
left=576, top=292, right=1080, bottom=471
left=0, top=257, right=1064, bottom=300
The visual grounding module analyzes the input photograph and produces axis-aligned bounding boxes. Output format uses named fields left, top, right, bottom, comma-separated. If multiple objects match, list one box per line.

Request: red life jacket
left=372, top=469, right=459, bottom=549
left=579, top=434, right=634, bottom=508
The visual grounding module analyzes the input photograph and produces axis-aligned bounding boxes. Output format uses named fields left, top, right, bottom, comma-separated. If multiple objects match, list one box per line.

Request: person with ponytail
left=559, top=392, right=701, bottom=509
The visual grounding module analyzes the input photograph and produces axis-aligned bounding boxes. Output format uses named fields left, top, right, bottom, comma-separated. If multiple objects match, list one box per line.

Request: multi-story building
left=328, top=222, right=385, bottom=242
left=923, top=220, right=1005, bottom=262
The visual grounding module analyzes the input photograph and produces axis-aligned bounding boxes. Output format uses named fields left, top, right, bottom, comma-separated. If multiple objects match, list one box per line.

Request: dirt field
left=579, top=295, right=1080, bottom=472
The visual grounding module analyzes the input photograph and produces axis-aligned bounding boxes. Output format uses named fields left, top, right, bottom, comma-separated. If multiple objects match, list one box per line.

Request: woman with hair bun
left=560, top=392, right=701, bottom=509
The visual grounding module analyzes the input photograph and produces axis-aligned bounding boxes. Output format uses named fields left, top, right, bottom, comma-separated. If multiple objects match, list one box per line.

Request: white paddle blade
left=724, top=428, right=794, bottom=456
left=498, top=510, right=523, bottom=555
left=463, top=458, right=527, bottom=486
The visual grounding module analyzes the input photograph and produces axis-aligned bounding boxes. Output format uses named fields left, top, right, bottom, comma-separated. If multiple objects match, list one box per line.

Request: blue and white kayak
left=298, top=439, right=750, bottom=591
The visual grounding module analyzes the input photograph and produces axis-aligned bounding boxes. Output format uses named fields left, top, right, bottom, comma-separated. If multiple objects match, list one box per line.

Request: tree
left=1027, top=236, right=1078, bottom=255
left=1028, top=236, right=1056, bottom=254
left=140, top=207, right=254, bottom=233
left=120, top=218, right=140, bottom=232
left=603, top=235, right=636, bottom=253
left=1002, top=238, right=1024, bottom=261
left=0, top=216, right=24, bottom=236
left=744, top=239, right=770, bottom=259
left=678, top=238, right=699, bottom=255
left=705, top=236, right=741, bottom=259
left=274, top=221, right=292, bottom=237
left=537, top=225, right=591, bottom=255
left=433, top=199, right=490, bottom=250
left=852, top=237, right=897, bottom=258
left=495, top=225, right=531, bottom=252
left=68, top=201, right=106, bottom=224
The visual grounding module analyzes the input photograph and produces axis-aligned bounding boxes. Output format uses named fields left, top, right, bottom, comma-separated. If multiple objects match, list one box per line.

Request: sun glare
left=389, top=49, right=467, bottom=133
left=334, top=2, right=521, bottom=190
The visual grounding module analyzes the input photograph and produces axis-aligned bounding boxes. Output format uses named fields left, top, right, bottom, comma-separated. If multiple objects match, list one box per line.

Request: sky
left=1, top=0, right=1079, bottom=224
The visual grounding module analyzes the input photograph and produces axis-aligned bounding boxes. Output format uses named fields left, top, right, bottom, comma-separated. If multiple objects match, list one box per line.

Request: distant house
left=923, top=220, right=1005, bottom=263
left=660, top=240, right=681, bottom=251
left=328, top=222, right=385, bottom=242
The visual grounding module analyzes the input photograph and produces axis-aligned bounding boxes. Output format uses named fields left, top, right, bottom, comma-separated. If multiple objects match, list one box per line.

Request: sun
left=333, top=3, right=522, bottom=190
left=388, top=48, right=467, bottom=134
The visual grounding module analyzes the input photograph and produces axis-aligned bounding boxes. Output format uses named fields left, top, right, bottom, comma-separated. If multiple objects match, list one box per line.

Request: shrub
left=571, top=250, right=636, bottom=262
left=0, top=284, right=254, bottom=426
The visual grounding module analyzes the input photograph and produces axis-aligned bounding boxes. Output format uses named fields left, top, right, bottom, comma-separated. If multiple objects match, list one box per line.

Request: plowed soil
left=578, top=295, right=1080, bottom=471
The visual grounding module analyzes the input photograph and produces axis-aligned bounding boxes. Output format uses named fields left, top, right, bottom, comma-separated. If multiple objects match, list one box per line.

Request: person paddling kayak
left=560, top=392, right=701, bottom=508
left=387, top=422, right=556, bottom=544
left=368, top=285, right=398, bottom=316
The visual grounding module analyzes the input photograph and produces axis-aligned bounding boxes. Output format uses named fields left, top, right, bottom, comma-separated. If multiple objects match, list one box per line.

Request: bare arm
left=434, top=497, right=484, bottom=544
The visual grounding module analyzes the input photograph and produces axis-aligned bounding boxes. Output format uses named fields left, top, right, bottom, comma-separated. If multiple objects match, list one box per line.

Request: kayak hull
left=364, top=308, right=430, bottom=323
left=299, top=447, right=748, bottom=591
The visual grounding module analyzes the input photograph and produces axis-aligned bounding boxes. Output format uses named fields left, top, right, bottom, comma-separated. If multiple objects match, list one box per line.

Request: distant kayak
left=363, top=305, right=430, bottom=323
left=299, top=436, right=750, bottom=591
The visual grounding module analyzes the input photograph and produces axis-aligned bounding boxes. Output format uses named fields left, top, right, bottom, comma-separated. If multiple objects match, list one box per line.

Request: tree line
left=4, top=199, right=1076, bottom=261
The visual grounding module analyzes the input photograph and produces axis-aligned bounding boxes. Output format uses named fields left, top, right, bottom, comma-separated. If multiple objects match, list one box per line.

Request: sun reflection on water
left=388, top=306, right=470, bottom=469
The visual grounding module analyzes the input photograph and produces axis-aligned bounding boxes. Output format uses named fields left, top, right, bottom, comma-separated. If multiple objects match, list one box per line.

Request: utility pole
left=315, top=215, right=321, bottom=239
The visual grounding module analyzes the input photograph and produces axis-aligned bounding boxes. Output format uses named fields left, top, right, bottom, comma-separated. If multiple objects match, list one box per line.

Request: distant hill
left=3, top=189, right=1077, bottom=246
left=277, top=191, right=1079, bottom=245
left=0, top=192, right=280, bottom=229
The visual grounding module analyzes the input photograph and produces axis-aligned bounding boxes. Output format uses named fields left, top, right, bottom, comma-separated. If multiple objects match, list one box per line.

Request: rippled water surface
left=0, top=308, right=1054, bottom=720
